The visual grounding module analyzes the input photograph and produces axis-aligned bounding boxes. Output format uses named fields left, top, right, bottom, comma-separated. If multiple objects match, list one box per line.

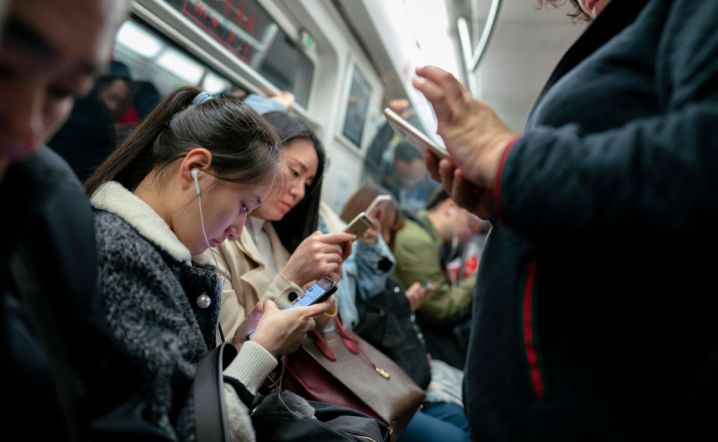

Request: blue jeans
left=400, top=402, right=470, bottom=442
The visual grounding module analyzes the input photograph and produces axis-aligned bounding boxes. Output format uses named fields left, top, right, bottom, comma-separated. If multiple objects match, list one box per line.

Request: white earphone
left=191, top=168, right=201, bottom=195
left=191, top=167, right=212, bottom=252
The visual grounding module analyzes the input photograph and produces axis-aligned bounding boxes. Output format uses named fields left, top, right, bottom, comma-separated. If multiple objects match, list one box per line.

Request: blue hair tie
left=192, top=91, right=213, bottom=105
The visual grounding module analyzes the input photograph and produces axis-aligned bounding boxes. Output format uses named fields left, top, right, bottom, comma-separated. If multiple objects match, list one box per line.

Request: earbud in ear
left=191, top=168, right=201, bottom=195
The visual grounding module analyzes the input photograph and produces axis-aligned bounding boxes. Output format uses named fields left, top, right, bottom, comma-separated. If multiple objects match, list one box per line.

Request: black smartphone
left=288, top=277, right=337, bottom=308
left=246, top=277, right=337, bottom=340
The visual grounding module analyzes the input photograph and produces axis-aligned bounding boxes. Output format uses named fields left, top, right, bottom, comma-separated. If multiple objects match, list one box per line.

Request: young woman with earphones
left=84, top=87, right=333, bottom=440
left=207, top=111, right=355, bottom=338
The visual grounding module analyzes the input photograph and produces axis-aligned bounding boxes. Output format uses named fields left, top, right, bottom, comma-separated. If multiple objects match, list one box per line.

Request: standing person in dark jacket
left=414, top=0, right=718, bottom=440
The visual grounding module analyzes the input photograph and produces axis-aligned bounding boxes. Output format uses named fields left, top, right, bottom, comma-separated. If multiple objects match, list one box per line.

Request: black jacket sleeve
left=501, top=0, right=718, bottom=240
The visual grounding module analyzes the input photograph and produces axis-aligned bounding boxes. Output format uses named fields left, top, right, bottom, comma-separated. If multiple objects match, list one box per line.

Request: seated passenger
left=210, top=110, right=352, bottom=337
left=48, top=61, right=135, bottom=181
left=84, top=89, right=332, bottom=440
left=48, top=86, right=115, bottom=181
left=337, top=186, right=429, bottom=315
left=392, top=189, right=476, bottom=368
left=393, top=189, right=476, bottom=321
left=132, top=79, right=162, bottom=120
left=363, top=99, right=413, bottom=188
left=319, top=186, right=471, bottom=442
left=0, top=0, right=171, bottom=439
left=387, top=141, right=440, bottom=213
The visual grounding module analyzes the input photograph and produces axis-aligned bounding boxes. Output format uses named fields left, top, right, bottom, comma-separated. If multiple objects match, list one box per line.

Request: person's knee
left=400, top=409, right=470, bottom=442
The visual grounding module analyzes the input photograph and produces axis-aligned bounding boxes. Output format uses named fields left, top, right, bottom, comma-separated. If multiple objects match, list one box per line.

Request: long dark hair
left=85, top=86, right=279, bottom=196
left=262, top=111, right=326, bottom=253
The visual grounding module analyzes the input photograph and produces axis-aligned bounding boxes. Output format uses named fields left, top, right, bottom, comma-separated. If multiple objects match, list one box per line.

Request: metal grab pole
left=458, top=0, right=503, bottom=95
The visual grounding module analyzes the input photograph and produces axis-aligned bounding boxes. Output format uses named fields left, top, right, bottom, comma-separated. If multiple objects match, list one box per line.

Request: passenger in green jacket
left=393, top=190, right=476, bottom=321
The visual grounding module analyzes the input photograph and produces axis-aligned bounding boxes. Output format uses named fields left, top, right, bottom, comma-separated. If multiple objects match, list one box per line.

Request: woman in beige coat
left=209, top=111, right=353, bottom=338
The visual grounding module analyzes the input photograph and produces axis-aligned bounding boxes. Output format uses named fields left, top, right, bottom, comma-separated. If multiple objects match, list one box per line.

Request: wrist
left=485, top=133, right=518, bottom=185
left=224, top=341, right=278, bottom=394
left=492, top=135, right=520, bottom=219
left=250, top=331, right=280, bottom=357
left=280, top=269, right=299, bottom=286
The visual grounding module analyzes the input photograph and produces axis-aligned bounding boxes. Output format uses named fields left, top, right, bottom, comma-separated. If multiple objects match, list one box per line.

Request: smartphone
left=247, top=277, right=337, bottom=339
left=344, top=212, right=374, bottom=238
left=365, top=194, right=392, bottom=217
left=290, top=277, right=337, bottom=308
left=384, top=108, right=449, bottom=159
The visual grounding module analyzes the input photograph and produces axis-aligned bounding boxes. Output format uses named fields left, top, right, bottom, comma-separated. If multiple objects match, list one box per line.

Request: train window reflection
left=202, top=72, right=232, bottom=94
left=163, top=0, right=314, bottom=107
left=116, top=21, right=162, bottom=58
left=114, top=20, right=238, bottom=96
left=156, top=49, right=205, bottom=84
left=342, top=65, right=371, bottom=148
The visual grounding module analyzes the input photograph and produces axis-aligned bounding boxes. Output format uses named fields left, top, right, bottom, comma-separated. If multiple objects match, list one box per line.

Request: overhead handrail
left=457, top=0, right=503, bottom=94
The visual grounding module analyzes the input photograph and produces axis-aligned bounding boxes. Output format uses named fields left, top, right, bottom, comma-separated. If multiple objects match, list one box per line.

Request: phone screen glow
left=294, top=283, right=328, bottom=307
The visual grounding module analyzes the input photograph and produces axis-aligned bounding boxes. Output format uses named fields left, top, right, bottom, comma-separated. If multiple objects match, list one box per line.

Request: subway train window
left=47, top=17, right=244, bottom=182
left=362, top=101, right=440, bottom=214
left=342, top=65, right=372, bottom=148
left=114, top=19, right=236, bottom=97
left=163, top=0, right=314, bottom=107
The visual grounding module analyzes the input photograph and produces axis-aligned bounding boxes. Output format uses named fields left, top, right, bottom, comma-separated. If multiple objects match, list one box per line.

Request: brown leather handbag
left=282, top=317, right=426, bottom=439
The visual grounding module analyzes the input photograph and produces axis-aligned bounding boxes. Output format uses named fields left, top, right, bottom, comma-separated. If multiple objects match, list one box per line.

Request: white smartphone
left=344, top=212, right=374, bottom=238
left=365, top=194, right=392, bottom=217
left=384, top=107, right=449, bottom=159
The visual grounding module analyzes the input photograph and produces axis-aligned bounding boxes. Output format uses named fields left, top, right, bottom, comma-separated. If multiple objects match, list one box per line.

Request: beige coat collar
left=236, top=220, right=290, bottom=299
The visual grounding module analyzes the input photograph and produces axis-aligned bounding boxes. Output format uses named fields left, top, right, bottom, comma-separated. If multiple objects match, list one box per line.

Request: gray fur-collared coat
left=91, top=181, right=260, bottom=441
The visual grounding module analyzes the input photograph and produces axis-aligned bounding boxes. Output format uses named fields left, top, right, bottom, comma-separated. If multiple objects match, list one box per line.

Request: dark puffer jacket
left=465, top=1, right=718, bottom=440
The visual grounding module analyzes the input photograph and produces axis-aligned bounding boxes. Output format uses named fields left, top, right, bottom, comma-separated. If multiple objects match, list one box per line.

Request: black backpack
left=354, top=278, right=432, bottom=389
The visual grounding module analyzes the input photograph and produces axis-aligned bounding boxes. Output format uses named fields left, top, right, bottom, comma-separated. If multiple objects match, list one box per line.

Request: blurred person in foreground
left=0, top=1, right=161, bottom=440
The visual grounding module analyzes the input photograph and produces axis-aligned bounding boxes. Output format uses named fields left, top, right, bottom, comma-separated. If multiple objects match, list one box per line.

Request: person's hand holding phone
left=358, top=220, right=380, bottom=245
left=282, top=231, right=354, bottom=286
left=366, top=195, right=392, bottom=216
left=404, top=281, right=436, bottom=311
left=413, top=65, right=516, bottom=220
left=232, top=299, right=334, bottom=356
left=424, top=150, right=496, bottom=220
left=344, top=211, right=380, bottom=246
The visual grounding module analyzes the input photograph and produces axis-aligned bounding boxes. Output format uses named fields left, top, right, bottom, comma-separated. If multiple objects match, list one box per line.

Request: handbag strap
left=309, top=329, right=337, bottom=361
left=309, top=318, right=393, bottom=380
left=334, top=318, right=392, bottom=380
left=333, top=317, right=359, bottom=354
left=194, top=342, right=234, bottom=442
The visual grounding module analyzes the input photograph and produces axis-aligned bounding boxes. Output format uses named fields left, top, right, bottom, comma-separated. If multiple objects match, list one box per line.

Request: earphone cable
left=196, top=188, right=226, bottom=342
